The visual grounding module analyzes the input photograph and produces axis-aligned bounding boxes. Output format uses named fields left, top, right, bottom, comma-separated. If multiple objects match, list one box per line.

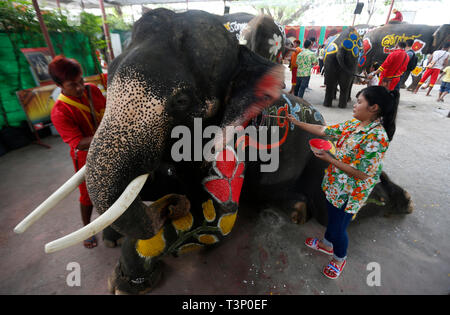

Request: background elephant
left=358, top=23, right=450, bottom=77
left=240, top=93, right=413, bottom=226
left=222, top=13, right=287, bottom=63
left=323, top=27, right=363, bottom=108
left=221, top=12, right=255, bottom=40
left=239, top=15, right=287, bottom=63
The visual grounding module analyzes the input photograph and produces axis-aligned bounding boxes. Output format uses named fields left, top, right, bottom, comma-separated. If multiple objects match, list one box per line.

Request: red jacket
left=391, top=11, right=403, bottom=22
left=51, top=83, right=106, bottom=162
left=379, top=49, right=409, bottom=78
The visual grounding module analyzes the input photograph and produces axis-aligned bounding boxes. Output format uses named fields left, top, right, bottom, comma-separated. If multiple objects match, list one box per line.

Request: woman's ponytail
left=356, top=86, right=400, bottom=141
left=383, top=89, right=400, bottom=141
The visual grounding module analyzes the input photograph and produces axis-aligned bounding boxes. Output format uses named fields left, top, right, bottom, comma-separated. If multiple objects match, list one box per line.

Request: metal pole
left=98, top=0, right=115, bottom=62
left=31, top=0, right=56, bottom=58
left=386, top=0, right=395, bottom=24
left=352, top=14, right=356, bottom=26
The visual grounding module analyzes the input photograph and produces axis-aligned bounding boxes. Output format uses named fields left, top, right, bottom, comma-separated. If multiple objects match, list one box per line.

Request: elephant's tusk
left=44, top=173, right=149, bottom=254
left=14, top=165, right=87, bottom=234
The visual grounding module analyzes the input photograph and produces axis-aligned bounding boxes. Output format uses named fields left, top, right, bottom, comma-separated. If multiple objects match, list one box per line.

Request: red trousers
left=419, top=68, right=440, bottom=87
left=291, top=67, right=298, bottom=85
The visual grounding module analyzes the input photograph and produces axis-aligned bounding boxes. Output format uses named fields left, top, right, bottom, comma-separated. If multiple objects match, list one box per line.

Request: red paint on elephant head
left=244, top=66, right=284, bottom=122
left=363, top=38, right=372, bottom=54
left=203, top=147, right=245, bottom=204
left=411, top=40, right=425, bottom=53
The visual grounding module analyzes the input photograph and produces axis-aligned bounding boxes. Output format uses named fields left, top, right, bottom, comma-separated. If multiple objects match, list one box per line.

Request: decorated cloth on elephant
left=378, top=48, right=409, bottom=90
left=51, top=83, right=106, bottom=206
left=322, top=118, right=389, bottom=216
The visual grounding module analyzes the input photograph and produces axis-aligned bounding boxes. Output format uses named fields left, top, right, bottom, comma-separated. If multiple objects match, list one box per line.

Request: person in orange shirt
left=289, top=39, right=302, bottom=94
left=49, top=55, right=106, bottom=249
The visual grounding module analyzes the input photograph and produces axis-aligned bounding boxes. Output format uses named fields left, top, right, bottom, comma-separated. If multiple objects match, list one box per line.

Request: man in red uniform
left=390, top=9, right=403, bottom=22
left=369, top=41, right=409, bottom=91
left=49, top=55, right=106, bottom=249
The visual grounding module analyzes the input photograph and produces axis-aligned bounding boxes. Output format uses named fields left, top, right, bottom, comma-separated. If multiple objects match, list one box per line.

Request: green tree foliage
left=0, top=0, right=131, bottom=51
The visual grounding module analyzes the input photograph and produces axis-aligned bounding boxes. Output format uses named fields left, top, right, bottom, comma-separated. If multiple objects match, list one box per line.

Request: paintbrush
left=263, top=115, right=288, bottom=119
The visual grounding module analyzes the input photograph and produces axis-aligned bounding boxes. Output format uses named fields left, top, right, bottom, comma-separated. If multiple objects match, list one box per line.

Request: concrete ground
left=0, top=66, right=449, bottom=295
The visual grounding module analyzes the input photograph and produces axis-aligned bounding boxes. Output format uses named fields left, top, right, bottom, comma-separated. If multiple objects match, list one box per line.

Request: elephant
left=222, top=13, right=287, bottom=64
left=14, top=9, right=413, bottom=295
left=358, top=22, right=450, bottom=76
left=323, top=27, right=363, bottom=108
left=221, top=12, right=255, bottom=40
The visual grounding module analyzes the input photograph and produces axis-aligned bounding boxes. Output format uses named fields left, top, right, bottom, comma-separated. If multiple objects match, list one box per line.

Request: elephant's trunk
left=85, top=70, right=171, bottom=240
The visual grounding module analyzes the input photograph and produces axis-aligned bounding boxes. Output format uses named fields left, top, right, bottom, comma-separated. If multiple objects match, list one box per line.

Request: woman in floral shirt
left=288, top=86, right=399, bottom=279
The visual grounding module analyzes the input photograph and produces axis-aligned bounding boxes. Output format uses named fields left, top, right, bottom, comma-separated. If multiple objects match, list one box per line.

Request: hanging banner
left=16, top=74, right=107, bottom=131
left=20, top=47, right=53, bottom=86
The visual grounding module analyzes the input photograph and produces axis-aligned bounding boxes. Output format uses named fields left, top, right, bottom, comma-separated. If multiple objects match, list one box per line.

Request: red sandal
left=305, top=238, right=333, bottom=255
left=323, top=259, right=346, bottom=279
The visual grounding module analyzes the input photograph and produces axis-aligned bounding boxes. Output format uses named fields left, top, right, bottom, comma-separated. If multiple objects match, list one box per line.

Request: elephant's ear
left=337, top=29, right=363, bottom=75
left=432, top=24, right=450, bottom=50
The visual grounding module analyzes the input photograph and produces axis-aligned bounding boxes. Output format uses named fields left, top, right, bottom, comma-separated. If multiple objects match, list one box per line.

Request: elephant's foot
left=108, top=261, right=163, bottom=295
left=146, top=194, right=191, bottom=234
left=338, top=102, right=347, bottom=109
left=290, top=201, right=307, bottom=225
left=323, top=102, right=332, bottom=107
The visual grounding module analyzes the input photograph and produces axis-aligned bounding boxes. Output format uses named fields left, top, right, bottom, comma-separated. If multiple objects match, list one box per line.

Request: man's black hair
left=304, top=39, right=312, bottom=48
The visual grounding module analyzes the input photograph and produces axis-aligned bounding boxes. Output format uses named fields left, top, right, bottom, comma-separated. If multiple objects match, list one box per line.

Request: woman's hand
left=312, top=149, right=334, bottom=163
left=287, top=114, right=298, bottom=125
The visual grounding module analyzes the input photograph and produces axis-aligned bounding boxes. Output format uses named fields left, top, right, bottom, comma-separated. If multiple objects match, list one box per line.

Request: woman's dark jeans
left=322, top=199, right=353, bottom=262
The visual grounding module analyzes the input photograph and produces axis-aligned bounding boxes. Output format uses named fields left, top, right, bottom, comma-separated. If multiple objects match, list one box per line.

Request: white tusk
left=44, top=173, right=149, bottom=254
left=14, top=165, right=86, bottom=234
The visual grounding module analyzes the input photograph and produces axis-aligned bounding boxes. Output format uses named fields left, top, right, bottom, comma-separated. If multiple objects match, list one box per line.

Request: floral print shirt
left=322, top=119, right=389, bottom=215
left=296, top=49, right=318, bottom=77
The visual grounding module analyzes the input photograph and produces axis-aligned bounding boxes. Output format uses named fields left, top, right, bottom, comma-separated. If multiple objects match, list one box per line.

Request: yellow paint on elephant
left=177, top=243, right=204, bottom=255
left=218, top=212, right=238, bottom=236
left=411, top=66, right=423, bottom=77
left=198, top=234, right=219, bottom=244
left=202, top=199, right=216, bottom=222
left=136, top=228, right=165, bottom=258
left=172, top=211, right=193, bottom=232
left=324, top=43, right=338, bottom=62
left=381, top=33, right=421, bottom=48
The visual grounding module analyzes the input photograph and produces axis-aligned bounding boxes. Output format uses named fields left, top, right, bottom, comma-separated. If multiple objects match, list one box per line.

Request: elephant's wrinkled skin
left=85, top=9, right=284, bottom=294
left=323, top=27, right=363, bottom=108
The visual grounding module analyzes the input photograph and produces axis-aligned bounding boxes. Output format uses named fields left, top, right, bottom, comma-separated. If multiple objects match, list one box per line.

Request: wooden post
left=31, top=0, right=56, bottom=58
left=386, top=0, right=395, bottom=24
left=98, top=0, right=115, bottom=63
